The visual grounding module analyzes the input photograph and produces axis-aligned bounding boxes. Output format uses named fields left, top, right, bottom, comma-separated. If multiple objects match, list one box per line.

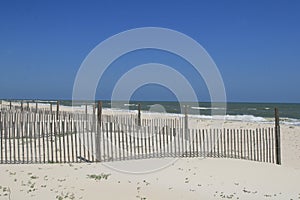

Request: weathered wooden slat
left=270, top=128, right=274, bottom=163
left=12, top=112, right=16, bottom=163
left=266, top=128, right=270, bottom=163
left=0, top=113, right=3, bottom=163
left=4, top=112, right=8, bottom=163
left=0, top=112, right=3, bottom=163
left=74, top=115, right=79, bottom=162
left=41, top=112, right=45, bottom=163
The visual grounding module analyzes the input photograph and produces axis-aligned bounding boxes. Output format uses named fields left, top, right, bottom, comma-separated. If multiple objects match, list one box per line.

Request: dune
left=1, top=158, right=300, bottom=200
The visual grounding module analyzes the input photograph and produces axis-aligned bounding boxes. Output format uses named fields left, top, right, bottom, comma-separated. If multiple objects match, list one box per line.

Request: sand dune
left=1, top=158, right=300, bottom=200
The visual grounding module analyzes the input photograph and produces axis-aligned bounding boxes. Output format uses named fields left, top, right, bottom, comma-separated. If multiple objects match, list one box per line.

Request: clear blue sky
left=0, top=0, right=299, bottom=103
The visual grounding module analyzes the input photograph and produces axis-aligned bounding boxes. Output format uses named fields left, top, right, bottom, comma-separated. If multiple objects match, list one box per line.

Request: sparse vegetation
left=56, top=192, right=75, bottom=200
left=30, top=175, right=39, bottom=179
left=0, top=186, right=11, bottom=200
left=87, top=173, right=111, bottom=181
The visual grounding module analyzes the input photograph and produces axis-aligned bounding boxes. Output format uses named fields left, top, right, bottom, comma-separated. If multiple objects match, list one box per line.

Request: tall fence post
left=93, top=103, right=96, bottom=116
left=138, top=103, right=141, bottom=126
left=93, top=103, right=96, bottom=132
left=35, top=101, right=38, bottom=113
left=50, top=103, right=53, bottom=114
left=96, top=101, right=102, bottom=162
left=184, top=105, right=189, bottom=140
left=97, top=101, right=102, bottom=125
left=275, top=107, right=281, bottom=165
left=85, top=104, right=88, bottom=120
left=56, top=101, right=60, bottom=120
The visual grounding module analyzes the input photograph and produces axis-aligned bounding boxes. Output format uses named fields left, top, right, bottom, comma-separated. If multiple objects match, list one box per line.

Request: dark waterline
left=67, top=100, right=300, bottom=120
left=2, top=100, right=300, bottom=120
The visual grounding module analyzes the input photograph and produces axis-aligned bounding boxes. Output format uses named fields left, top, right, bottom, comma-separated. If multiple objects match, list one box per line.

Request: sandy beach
left=1, top=157, right=300, bottom=200
left=1, top=102, right=300, bottom=199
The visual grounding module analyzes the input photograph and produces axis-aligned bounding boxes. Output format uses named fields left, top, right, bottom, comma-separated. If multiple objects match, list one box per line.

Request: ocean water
left=3, top=100, right=300, bottom=126
left=70, top=100, right=300, bottom=126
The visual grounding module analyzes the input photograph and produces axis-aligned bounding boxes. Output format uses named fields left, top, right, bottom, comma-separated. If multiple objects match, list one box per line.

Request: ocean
left=3, top=100, right=300, bottom=126
left=66, top=100, right=300, bottom=126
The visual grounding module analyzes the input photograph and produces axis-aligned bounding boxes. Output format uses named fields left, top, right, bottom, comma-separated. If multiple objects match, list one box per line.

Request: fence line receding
left=0, top=101, right=281, bottom=165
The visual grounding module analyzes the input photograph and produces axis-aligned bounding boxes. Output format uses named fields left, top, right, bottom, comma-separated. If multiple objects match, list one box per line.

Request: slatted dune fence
left=0, top=109, right=279, bottom=164
left=0, top=110, right=92, bottom=163
left=94, top=122, right=277, bottom=163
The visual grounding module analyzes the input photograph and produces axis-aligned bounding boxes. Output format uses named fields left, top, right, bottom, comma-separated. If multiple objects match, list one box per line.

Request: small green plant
left=30, top=175, right=39, bottom=179
left=9, top=172, right=16, bottom=176
left=87, top=173, right=111, bottom=181
left=56, top=192, right=75, bottom=200
left=56, top=195, right=63, bottom=200
left=0, top=186, right=11, bottom=200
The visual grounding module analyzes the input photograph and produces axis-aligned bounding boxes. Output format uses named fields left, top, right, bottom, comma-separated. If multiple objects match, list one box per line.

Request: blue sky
left=0, top=0, right=299, bottom=103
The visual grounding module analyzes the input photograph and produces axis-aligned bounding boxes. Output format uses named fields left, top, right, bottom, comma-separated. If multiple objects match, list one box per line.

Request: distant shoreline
left=2, top=100, right=300, bottom=126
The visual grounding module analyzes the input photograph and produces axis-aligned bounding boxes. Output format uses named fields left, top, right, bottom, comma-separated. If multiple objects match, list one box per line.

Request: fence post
left=85, top=104, right=88, bottom=120
left=184, top=105, right=189, bottom=140
left=96, top=101, right=102, bottom=162
left=9, top=101, right=12, bottom=110
left=21, top=101, right=23, bottom=112
left=56, top=101, right=60, bottom=120
left=35, top=102, right=38, bottom=113
left=275, top=108, right=281, bottom=165
left=93, top=103, right=96, bottom=116
left=50, top=103, right=52, bottom=114
left=93, top=103, right=96, bottom=137
left=97, top=101, right=102, bottom=125
left=138, top=103, right=141, bottom=126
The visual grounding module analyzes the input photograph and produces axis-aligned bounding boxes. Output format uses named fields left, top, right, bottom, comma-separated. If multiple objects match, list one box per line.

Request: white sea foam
left=225, top=115, right=266, bottom=122
left=191, top=106, right=226, bottom=110
left=189, top=114, right=267, bottom=122
left=118, top=108, right=268, bottom=123
left=104, top=108, right=138, bottom=114
left=280, top=118, right=300, bottom=126
left=123, top=104, right=138, bottom=107
left=35, top=100, right=57, bottom=103
left=101, top=108, right=300, bottom=125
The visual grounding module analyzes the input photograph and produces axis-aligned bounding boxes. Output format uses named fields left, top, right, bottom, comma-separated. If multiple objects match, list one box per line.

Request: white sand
left=0, top=158, right=300, bottom=200
left=1, top=101, right=300, bottom=199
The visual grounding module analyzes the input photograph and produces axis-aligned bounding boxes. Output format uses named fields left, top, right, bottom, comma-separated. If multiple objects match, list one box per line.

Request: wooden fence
left=0, top=105, right=281, bottom=165
left=95, top=123, right=278, bottom=163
